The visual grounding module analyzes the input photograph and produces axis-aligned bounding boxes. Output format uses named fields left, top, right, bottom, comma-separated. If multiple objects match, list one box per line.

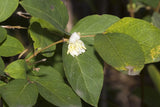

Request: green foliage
left=133, top=0, right=159, bottom=7
left=148, top=65, right=160, bottom=94
left=106, top=17, right=160, bottom=64
left=95, top=33, right=145, bottom=75
left=0, top=35, right=24, bottom=57
left=0, top=79, right=38, bottom=107
left=63, top=37, right=103, bottom=106
left=0, top=0, right=160, bottom=106
left=0, top=27, right=7, bottom=43
left=20, top=0, right=69, bottom=33
left=0, top=0, right=19, bottom=22
left=71, top=14, right=120, bottom=35
left=4, top=59, right=28, bottom=79
left=0, top=57, right=5, bottom=74
left=29, top=22, right=58, bottom=57
left=29, top=66, right=82, bottom=107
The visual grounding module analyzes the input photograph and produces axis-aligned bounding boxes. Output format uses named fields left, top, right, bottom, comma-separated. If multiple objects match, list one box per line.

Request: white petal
left=69, top=32, right=80, bottom=43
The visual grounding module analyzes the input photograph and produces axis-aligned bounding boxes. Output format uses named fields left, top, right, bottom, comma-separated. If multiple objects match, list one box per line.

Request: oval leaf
left=29, top=66, right=82, bottom=107
left=0, top=35, right=24, bottom=57
left=0, top=27, right=7, bottom=43
left=20, top=0, right=68, bottom=33
left=0, top=79, right=38, bottom=107
left=4, top=59, right=27, bottom=79
left=29, top=22, right=59, bottom=57
left=106, top=17, right=160, bottom=64
left=63, top=37, right=103, bottom=106
left=0, top=57, right=5, bottom=74
left=0, top=0, right=19, bottom=22
left=71, top=14, right=120, bottom=35
left=95, top=33, right=145, bottom=75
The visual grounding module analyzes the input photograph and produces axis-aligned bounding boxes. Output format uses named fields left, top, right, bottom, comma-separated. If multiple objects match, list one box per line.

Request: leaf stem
left=80, top=35, right=95, bottom=38
left=25, top=38, right=68, bottom=62
left=129, top=0, right=134, bottom=17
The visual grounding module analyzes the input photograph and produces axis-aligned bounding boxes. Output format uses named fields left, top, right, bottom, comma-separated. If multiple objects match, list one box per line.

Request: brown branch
left=25, top=38, right=68, bottom=62
left=129, top=0, right=135, bottom=17
left=1, top=25, right=27, bottom=29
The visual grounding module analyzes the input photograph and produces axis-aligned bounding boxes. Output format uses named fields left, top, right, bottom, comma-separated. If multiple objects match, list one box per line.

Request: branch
left=1, top=25, right=27, bottom=29
left=25, top=38, right=68, bottom=62
left=129, top=0, right=135, bottom=17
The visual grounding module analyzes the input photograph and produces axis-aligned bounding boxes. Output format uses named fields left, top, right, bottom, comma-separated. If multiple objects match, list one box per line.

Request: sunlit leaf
left=106, top=17, right=160, bottom=64
left=95, top=33, right=145, bottom=75
left=0, top=35, right=24, bottom=57
left=0, top=0, right=19, bottom=22
left=4, top=59, right=27, bottom=79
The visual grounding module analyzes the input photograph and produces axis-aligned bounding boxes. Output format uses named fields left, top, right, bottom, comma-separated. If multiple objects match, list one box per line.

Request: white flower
left=67, top=32, right=86, bottom=57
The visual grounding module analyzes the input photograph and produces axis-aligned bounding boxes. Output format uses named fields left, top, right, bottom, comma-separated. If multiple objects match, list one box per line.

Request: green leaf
left=0, top=81, right=6, bottom=87
left=0, top=27, right=7, bottom=43
left=21, top=0, right=68, bottom=33
left=63, top=37, right=103, bottom=106
left=29, top=22, right=59, bottom=57
left=0, top=35, right=24, bottom=57
left=95, top=33, right=145, bottom=75
left=0, top=79, right=38, bottom=107
left=106, top=17, right=160, bottom=64
left=30, top=17, right=64, bottom=36
left=0, top=0, right=19, bottom=22
left=4, top=59, right=27, bottom=79
left=152, top=12, right=160, bottom=29
left=133, top=0, right=159, bottom=8
left=71, top=14, right=120, bottom=35
left=29, top=66, right=82, bottom=107
left=0, top=57, right=5, bottom=74
left=148, top=65, right=160, bottom=94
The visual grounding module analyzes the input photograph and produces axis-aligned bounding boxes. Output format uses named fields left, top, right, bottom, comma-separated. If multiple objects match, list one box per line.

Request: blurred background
left=1, top=0, right=160, bottom=107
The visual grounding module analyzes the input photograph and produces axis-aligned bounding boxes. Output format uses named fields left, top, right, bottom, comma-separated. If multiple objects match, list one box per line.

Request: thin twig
left=18, top=48, right=29, bottom=59
left=17, top=11, right=31, bottom=19
left=155, top=0, right=160, bottom=12
left=129, top=0, right=134, bottom=17
left=25, top=38, right=68, bottom=62
left=80, top=35, right=95, bottom=38
left=1, top=25, right=27, bottom=29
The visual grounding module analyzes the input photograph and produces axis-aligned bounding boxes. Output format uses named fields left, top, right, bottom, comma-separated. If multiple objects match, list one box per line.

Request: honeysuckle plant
left=0, top=0, right=160, bottom=107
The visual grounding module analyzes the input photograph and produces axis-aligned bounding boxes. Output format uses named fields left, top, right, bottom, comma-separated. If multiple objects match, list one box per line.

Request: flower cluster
left=67, top=32, right=86, bottom=57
